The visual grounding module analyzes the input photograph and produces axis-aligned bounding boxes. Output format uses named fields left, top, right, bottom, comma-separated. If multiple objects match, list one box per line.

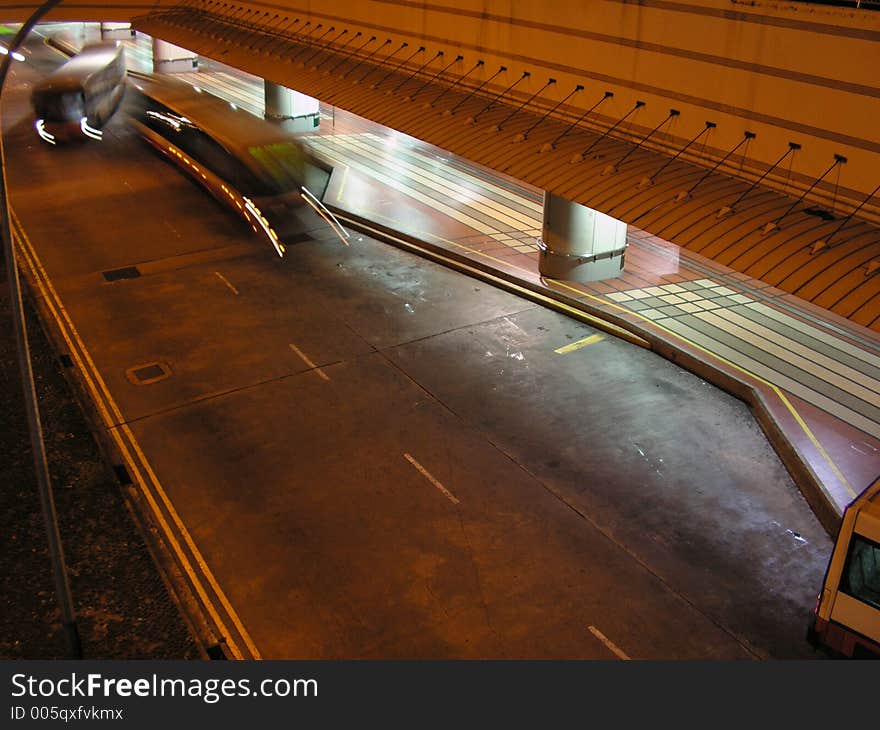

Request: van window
left=32, top=89, right=84, bottom=122
left=840, top=534, right=880, bottom=610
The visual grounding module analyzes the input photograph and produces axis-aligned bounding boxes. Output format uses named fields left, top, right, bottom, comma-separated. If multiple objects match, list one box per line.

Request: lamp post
left=0, top=0, right=82, bottom=659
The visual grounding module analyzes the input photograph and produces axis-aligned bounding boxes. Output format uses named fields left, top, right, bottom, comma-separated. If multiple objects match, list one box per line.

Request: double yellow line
left=10, top=207, right=261, bottom=659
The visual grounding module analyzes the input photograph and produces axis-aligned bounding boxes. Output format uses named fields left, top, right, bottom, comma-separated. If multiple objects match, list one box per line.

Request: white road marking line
left=289, top=343, right=330, bottom=380
left=164, top=220, right=181, bottom=239
left=503, top=316, right=528, bottom=336
left=588, top=625, right=631, bottom=660
left=555, top=334, right=605, bottom=354
left=403, top=453, right=460, bottom=505
left=850, top=441, right=878, bottom=455
left=214, top=271, right=239, bottom=295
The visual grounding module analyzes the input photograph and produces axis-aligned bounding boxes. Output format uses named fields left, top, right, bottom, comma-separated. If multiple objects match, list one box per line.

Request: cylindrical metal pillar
left=264, top=81, right=295, bottom=119
left=152, top=38, right=198, bottom=73
left=264, top=81, right=320, bottom=130
left=538, top=192, right=627, bottom=282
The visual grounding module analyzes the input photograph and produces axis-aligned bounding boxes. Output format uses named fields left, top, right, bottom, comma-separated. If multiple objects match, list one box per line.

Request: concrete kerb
left=330, top=211, right=652, bottom=349
left=330, top=207, right=845, bottom=539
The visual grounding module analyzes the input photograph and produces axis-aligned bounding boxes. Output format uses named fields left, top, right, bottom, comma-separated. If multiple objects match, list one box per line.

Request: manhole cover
left=103, top=266, right=141, bottom=282
left=126, top=361, right=171, bottom=385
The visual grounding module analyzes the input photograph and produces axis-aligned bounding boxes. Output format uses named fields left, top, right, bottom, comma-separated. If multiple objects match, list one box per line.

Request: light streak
left=80, top=117, right=103, bottom=140
left=242, top=197, right=284, bottom=257
left=34, top=119, right=56, bottom=145
left=0, top=46, right=24, bottom=61
left=301, top=185, right=350, bottom=244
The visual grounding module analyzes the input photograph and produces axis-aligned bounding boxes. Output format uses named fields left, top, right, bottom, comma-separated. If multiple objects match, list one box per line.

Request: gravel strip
left=1, top=256, right=199, bottom=659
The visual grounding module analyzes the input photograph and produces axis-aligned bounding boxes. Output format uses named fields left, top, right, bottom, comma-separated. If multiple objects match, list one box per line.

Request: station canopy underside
left=133, top=6, right=880, bottom=331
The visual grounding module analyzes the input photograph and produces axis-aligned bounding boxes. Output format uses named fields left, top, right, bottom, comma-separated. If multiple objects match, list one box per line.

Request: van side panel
left=809, top=478, right=880, bottom=658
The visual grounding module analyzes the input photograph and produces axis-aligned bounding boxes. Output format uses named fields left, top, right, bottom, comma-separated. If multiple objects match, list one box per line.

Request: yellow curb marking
left=555, top=334, right=606, bottom=354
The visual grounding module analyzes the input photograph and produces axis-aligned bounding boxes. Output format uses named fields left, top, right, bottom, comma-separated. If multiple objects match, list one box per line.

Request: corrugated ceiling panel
left=133, top=8, right=880, bottom=330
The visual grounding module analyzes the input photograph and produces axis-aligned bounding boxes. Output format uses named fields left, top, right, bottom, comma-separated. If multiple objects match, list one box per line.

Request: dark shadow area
left=0, top=244, right=199, bottom=659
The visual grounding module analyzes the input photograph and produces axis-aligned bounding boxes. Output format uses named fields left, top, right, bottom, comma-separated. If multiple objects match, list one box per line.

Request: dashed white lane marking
left=288, top=343, right=330, bottom=381
left=214, top=271, right=239, bottom=295
left=588, top=625, right=631, bottom=660
left=403, top=453, right=460, bottom=505
left=164, top=220, right=182, bottom=239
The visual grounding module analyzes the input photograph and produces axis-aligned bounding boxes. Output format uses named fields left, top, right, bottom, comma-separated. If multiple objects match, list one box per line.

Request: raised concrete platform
left=53, top=25, right=880, bottom=532
left=306, top=121, right=880, bottom=537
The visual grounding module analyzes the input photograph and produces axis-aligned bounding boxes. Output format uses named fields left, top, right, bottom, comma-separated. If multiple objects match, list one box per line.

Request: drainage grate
left=113, top=464, right=132, bottom=485
left=126, top=361, right=171, bottom=385
left=132, top=364, right=165, bottom=381
left=102, top=266, right=141, bottom=282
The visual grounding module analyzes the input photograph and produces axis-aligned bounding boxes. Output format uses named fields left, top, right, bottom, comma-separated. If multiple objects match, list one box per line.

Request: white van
left=808, top=476, right=880, bottom=658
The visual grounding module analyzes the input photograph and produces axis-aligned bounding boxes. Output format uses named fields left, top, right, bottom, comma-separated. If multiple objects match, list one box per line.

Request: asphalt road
left=3, top=36, right=834, bottom=659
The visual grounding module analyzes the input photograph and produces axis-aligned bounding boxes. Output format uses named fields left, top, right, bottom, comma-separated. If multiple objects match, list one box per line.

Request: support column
left=152, top=38, right=198, bottom=74
left=538, top=192, right=627, bottom=282
left=264, top=81, right=320, bottom=131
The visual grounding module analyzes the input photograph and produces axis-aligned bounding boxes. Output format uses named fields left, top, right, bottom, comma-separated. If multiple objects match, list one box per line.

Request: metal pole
left=0, top=0, right=82, bottom=660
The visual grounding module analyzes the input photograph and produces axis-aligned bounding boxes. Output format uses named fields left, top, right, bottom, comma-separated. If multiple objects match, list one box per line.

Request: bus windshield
left=249, top=142, right=307, bottom=195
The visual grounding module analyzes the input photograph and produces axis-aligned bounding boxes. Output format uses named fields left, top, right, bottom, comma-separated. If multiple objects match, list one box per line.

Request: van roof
left=35, top=42, right=124, bottom=91
left=852, top=475, right=880, bottom=511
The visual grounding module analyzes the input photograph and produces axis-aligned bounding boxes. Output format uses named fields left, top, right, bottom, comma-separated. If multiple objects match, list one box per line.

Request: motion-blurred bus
left=126, top=74, right=347, bottom=257
left=31, top=41, right=126, bottom=144
left=808, top=476, right=880, bottom=658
